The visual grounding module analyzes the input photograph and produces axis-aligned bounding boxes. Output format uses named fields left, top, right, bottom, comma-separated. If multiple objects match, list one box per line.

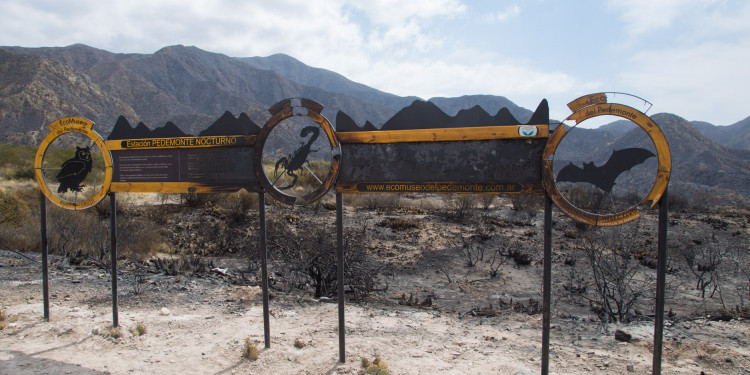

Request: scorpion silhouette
left=274, top=125, right=321, bottom=190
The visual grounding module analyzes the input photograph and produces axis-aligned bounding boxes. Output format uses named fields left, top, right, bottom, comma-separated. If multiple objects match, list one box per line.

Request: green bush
left=0, top=189, right=27, bottom=226
left=0, top=143, right=35, bottom=180
left=0, top=143, right=35, bottom=168
left=0, top=188, right=38, bottom=250
left=8, top=166, right=35, bottom=180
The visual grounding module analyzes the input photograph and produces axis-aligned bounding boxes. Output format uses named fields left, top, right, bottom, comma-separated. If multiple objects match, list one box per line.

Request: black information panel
left=338, top=139, right=545, bottom=184
left=112, top=148, right=257, bottom=186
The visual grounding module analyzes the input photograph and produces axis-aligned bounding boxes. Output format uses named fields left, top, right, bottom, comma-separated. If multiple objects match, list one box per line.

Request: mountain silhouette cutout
left=336, top=99, right=549, bottom=131
left=151, top=122, right=187, bottom=138
left=108, top=116, right=189, bottom=140
left=107, top=111, right=260, bottom=140
left=336, top=111, right=378, bottom=131
left=198, top=111, right=261, bottom=136
left=107, top=116, right=140, bottom=140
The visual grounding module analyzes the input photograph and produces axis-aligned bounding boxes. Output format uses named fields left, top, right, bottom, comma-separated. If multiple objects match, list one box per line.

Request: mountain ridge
left=1, top=43, right=749, bottom=202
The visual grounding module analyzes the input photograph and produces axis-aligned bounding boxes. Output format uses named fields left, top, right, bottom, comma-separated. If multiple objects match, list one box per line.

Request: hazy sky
left=1, top=0, right=748, bottom=126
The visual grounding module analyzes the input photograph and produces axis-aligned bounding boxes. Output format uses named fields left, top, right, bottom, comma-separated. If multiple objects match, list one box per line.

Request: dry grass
left=377, top=217, right=423, bottom=231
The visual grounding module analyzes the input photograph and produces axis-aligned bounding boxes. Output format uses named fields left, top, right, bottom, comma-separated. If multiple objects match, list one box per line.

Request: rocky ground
left=2, top=194, right=750, bottom=374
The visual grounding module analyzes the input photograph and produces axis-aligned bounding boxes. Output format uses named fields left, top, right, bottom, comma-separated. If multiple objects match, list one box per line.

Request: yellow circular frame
left=254, top=99, right=341, bottom=205
left=542, top=103, right=671, bottom=226
left=34, top=117, right=113, bottom=210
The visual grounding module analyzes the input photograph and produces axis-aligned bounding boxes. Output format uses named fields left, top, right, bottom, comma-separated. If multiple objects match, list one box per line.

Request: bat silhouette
left=556, top=148, right=655, bottom=193
left=56, top=146, right=93, bottom=193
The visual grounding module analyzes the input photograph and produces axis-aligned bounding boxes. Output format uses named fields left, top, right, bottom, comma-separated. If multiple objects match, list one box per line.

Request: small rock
left=627, top=364, right=635, bottom=372
left=615, top=329, right=632, bottom=342
left=160, top=307, right=171, bottom=316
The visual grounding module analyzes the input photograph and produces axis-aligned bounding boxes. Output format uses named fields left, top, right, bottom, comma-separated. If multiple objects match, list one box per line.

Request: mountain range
left=1, top=44, right=749, bottom=204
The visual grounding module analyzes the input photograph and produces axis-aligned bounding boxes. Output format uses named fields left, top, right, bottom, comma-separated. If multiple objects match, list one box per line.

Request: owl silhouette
left=56, top=146, right=93, bottom=193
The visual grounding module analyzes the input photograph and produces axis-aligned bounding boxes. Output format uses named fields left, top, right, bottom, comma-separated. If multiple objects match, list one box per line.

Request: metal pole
left=259, top=192, right=271, bottom=349
left=336, top=192, right=345, bottom=363
left=110, top=193, right=118, bottom=327
left=653, top=187, right=669, bottom=375
left=40, top=191, right=49, bottom=322
left=542, top=195, right=552, bottom=375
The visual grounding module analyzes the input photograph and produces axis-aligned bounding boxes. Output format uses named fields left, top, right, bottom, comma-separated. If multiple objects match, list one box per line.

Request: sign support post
left=337, top=192, right=346, bottom=363
left=259, top=192, right=271, bottom=348
left=110, top=192, right=119, bottom=327
left=542, top=195, right=552, bottom=375
left=653, top=187, right=669, bottom=374
left=40, top=191, right=50, bottom=322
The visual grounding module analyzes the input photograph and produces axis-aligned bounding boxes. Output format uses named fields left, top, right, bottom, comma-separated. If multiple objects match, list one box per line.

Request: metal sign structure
left=336, top=99, right=550, bottom=195
left=543, top=93, right=671, bottom=226
left=34, top=117, right=113, bottom=210
left=254, top=98, right=341, bottom=205
left=105, top=115, right=262, bottom=194
left=32, top=93, right=673, bottom=374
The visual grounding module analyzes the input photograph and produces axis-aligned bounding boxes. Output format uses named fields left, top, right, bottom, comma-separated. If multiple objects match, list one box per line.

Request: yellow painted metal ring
left=34, top=117, right=113, bottom=210
left=254, top=99, right=341, bottom=205
left=542, top=103, right=671, bottom=226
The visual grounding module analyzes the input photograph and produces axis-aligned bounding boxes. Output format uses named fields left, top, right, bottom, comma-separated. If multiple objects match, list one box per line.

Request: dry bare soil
left=2, top=195, right=750, bottom=374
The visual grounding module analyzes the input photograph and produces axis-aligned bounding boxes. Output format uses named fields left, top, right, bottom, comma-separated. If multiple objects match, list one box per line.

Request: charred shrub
left=507, top=248, right=532, bottom=267
left=377, top=217, right=423, bottom=231
left=346, top=194, right=402, bottom=211
left=563, top=184, right=607, bottom=212
left=444, top=194, right=478, bottom=220
left=479, top=194, right=495, bottom=210
left=579, top=224, right=655, bottom=323
left=214, top=190, right=258, bottom=222
left=510, top=194, right=543, bottom=213
left=267, top=215, right=386, bottom=302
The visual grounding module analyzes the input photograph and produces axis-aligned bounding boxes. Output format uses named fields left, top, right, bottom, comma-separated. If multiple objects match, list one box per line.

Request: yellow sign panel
left=105, top=135, right=255, bottom=151
left=336, top=125, right=549, bottom=144
left=336, top=182, right=545, bottom=195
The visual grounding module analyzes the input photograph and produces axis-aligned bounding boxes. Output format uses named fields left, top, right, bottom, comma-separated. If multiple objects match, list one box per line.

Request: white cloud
left=608, top=1, right=750, bottom=123
left=607, top=0, right=750, bottom=42
left=689, top=1, right=750, bottom=40
left=621, top=38, right=750, bottom=124
left=492, top=4, right=521, bottom=22
left=347, top=0, right=466, bottom=26
left=353, top=57, right=582, bottom=100
left=606, top=0, right=704, bottom=36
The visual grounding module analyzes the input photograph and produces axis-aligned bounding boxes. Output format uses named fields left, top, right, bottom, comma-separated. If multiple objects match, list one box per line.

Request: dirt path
left=2, top=250, right=749, bottom=374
